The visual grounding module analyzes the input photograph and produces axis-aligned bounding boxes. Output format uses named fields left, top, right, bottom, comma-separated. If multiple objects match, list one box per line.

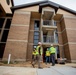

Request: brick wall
left=3, top=10, right=31, bottom=61
left=64, top=16, right=76, bottom=62
left=26, top=20, right=34, bottom=60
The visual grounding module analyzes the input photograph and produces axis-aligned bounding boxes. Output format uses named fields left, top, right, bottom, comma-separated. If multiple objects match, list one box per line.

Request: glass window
left=34, top=32, right=39, bottom=36
left=34, top=40, right=39, bottom=44
left=54, top=21, right=57, bottom=26
left=34, top=35, right=39, bottom=39
left=34, top=21, right=40, bottom=45
left=34, top=28, right=39, bottom=30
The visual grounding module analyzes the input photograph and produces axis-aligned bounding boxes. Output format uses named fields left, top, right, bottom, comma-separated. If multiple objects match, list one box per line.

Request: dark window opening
left=43, top=47, right=47, bottom=62
left=5, top=19, right=11, bottom=29
left=0, top=9, right=3, bottom=13
left=0, top=18, right=5, bottom=28
left=34, top=21, right=40, bottom=31
left=1, top=30, right=9, bottom=42
left=0, top=43, right=6, bottom=58
left=0, top=29, right=1, bottom=33
left=56, top=46, right=60, bottom=58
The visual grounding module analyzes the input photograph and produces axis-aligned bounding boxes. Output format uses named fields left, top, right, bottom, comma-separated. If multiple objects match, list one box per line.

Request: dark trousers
left=31, top=55, right=36, bottom=63
left=51, top=53, right=55, bottom=65
left=33, top=55, right=42, bottom=68
left=45, top=56, right=50, bottom=64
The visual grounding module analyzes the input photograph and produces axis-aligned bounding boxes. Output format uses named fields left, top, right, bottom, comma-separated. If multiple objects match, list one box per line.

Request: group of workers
left=31, top=42, right=56, bottom=68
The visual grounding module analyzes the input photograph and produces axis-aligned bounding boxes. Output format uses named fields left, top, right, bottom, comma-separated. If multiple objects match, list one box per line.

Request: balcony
left=43, top=35, right=54, bottom=43
left=43, top=20, right=53, bottom=26
left=42, top=20, right=57, bottom=30
left=42, top=35, right=59, bottom=46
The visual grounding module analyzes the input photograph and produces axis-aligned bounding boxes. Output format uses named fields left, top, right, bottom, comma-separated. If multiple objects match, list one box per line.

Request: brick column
left=64, top=15, right=76, bottom=62
left=3, top=10, right=31, bottom=61
left=57, top=22, right=64, bottom=58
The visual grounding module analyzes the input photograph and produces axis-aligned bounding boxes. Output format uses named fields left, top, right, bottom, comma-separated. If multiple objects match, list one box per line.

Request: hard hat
left=34, top=46, right=36, bottom=48
left=38, top=42, right=42, bottom=45
left=51, top=44, right=53, bottom=46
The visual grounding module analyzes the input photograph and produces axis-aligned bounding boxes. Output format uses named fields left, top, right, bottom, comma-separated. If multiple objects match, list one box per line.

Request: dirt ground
left=0, top=61, right=51, bottom=68
left=0, top=61, right=76, bottom=68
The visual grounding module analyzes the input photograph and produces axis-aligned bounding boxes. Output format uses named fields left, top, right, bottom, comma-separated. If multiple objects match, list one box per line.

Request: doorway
left=0, top=43, right=6, bottom=59
left=42, top=46, right=60, bottom=62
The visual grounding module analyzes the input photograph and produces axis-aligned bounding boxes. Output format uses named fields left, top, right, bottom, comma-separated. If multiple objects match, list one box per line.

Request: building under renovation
left=0, top=0, right=76, bottom=62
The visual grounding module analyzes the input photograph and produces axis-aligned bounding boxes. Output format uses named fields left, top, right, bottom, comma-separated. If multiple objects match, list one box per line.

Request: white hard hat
left=34, top=46, right=36, bottom=48
left=38, top=42, right=42, bottom=45
left=51, top=44, right=53, bottom=46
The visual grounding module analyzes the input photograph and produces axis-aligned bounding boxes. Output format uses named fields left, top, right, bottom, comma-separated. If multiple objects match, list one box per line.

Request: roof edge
left=39, top=1, right=59, bottom=13
left=11, top=0, right=47, bottom=12
left=59, top=5, right=76, bottom=15
left=11, top=1, right=76, bottom=15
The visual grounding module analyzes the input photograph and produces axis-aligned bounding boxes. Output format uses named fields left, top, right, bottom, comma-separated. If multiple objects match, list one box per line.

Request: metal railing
left=43, top=20, right=54, bottom=26
left=42, top=20, right=57, bottom=26
left=43, top=35, right=58, bottom=43
left=43, top=35, right=54, bottom=43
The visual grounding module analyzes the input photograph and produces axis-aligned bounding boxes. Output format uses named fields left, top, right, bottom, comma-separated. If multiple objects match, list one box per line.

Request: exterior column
left=3, top=10, right=31, bottom=61
left=64, top=15, right=76, bottom=62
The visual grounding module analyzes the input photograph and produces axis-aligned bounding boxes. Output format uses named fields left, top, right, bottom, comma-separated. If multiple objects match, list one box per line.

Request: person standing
left=50, top=44, right=56, bottom=66
left=31, top=48, right=36, bottom=65
left=45, top=48, right=50, bottom=64
left=32, top=42, right=43, bottom=68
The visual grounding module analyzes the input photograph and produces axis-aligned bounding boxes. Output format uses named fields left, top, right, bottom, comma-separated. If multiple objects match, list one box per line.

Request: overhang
left=11, top=0, right=76, bottom=15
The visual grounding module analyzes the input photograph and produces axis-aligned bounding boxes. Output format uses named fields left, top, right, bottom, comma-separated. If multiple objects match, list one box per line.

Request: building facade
left=0, top=1, right=76, bottom=62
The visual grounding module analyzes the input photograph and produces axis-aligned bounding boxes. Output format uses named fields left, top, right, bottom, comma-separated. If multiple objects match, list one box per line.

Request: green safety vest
left=36, top=46, right=42, bottom=55
left=50, top=47, right=56, bottom=54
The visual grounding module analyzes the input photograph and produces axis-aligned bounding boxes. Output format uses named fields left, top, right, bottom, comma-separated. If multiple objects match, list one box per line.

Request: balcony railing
left=43, top=35, right=58, bottom=43
left=43, top=35, right=54, bottom=43
left=42, top=20, right=57, bottom=26
left=43, top=20, right=54, bottom=26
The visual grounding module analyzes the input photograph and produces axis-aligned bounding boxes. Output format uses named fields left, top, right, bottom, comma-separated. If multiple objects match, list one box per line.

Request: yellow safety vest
left=32, top=50, right=36, bottom=56
left=46, top=50, right=50, bottom=56
left=36, top=46, right=42, bottom=55
left=50, top=47, right=56, bottom=54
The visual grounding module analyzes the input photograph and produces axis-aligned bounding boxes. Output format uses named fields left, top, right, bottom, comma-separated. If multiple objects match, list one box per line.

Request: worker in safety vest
left=50, top=44, right=56, bottom=66
left=31, top=48, right=36, bottom=64
left=45, top=48, right=50, bottom=64
left=32, top=42, right=43, bottom=68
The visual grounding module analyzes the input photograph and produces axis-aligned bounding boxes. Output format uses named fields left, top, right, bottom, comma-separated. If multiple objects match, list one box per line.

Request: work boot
left=32, top=64, right=35, bottom=68
left=38, top=67, right=43, bottom=69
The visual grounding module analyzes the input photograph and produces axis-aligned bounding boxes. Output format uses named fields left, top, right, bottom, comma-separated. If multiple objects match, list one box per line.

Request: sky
left=13, top=0, right=76, bottom=11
